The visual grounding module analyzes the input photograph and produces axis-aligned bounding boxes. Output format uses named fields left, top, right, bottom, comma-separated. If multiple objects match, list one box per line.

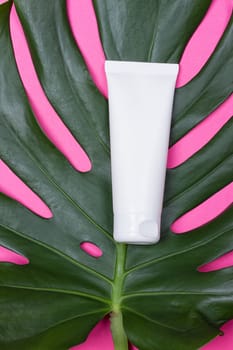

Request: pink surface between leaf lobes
left=0, top=0, right=232, bottom=349
left=0, top=246, right=29, bottom=265
left=0, top=160, right=52, bottom=219
left=10, top=5, right=92, bottom=173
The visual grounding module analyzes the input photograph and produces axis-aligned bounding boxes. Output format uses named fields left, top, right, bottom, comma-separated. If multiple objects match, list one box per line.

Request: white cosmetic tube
left=105, top=61, right=179, bottom=244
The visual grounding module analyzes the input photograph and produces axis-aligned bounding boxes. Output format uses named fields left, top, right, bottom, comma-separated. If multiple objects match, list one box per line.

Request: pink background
left=0, top=0, right=233, bottom=348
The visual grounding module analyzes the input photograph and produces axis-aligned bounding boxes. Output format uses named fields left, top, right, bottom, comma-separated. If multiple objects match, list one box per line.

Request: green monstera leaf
left=0, top=1, right=233, bottom=349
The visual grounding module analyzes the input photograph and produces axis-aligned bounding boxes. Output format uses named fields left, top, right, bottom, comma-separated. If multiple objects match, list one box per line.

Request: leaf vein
left=123, top=306, right=185, bottom=332
left=125, top=225, right=233, bottom=275
left=0, top=114, right=113, bottom=242
left=0, top=223, right=113, bottom=285
left=0, top=284, right=110, bottom=304
left=165, top=151, right=233, bottom=206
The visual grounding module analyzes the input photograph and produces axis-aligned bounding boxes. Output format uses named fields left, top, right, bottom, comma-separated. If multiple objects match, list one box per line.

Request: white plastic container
left=105, top=61, right=179, bottom=244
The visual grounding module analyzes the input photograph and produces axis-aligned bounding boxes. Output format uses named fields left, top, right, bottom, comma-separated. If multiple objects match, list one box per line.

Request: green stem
left=111, top=243, right=128, bottom=350
left=110, top=310, right=128, bottom=350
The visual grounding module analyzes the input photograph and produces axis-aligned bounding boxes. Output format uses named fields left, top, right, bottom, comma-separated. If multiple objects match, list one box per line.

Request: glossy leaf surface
left=0, top=1, right=232, bottom=349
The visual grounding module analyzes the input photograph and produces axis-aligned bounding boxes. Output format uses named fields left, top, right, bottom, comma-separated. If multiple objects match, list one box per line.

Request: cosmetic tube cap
left=113, top=212, right=160, bottom=244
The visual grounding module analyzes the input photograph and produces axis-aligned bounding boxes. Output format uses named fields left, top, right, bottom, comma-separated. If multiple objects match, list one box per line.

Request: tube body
left=105, top=61, right=179, bottom=244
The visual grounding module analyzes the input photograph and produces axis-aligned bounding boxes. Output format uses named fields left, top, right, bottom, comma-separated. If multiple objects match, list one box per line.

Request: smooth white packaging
left=105, top=61, right=179, bottom=244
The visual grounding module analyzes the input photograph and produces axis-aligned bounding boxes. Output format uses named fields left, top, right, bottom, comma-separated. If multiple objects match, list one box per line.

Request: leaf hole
left=198, top=250, right=233, bottom=273
left=0, top=246, right=29, bottom=265
left=80, top=241, right=103, bottom=258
